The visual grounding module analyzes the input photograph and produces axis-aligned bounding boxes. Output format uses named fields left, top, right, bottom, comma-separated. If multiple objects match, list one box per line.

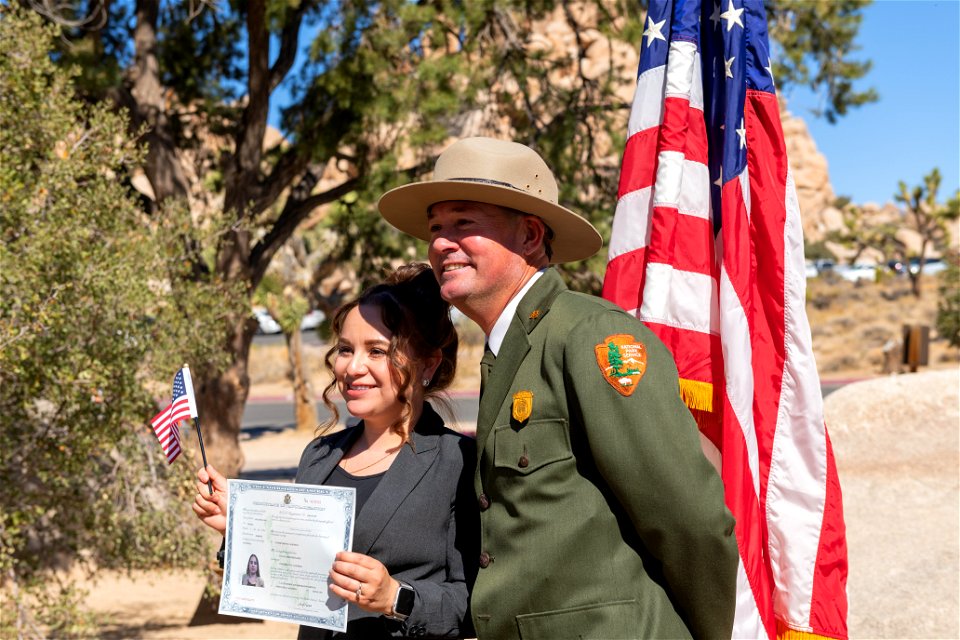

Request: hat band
left=449, top=176, right=523, bottom=191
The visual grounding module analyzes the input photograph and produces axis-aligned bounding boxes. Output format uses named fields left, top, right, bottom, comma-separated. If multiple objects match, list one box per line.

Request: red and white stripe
left=150, top=397, right=187, bottom=464
left=602, top=20, right=847, bottom=640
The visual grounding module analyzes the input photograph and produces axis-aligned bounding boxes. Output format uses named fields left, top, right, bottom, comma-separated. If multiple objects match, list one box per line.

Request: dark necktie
left=480, top=344, right=495, bottom=396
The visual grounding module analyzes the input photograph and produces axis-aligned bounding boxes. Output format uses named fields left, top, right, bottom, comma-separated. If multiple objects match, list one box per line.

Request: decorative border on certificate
left=219, top=479, right=356, bottom=631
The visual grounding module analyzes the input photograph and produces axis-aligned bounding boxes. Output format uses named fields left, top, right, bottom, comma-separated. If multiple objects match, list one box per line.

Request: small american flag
left=149, top=366, right=197, bottom=464
left=603, top=0, right=848, bottom=638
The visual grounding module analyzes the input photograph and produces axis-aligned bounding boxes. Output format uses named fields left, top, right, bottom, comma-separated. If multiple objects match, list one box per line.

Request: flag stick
left=193, top=416, right=214, bottom=496
left=181, top=364, right=213, bottom=496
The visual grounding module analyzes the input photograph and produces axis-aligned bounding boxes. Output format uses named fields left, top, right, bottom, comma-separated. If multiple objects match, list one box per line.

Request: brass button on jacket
left=478, top=551, right=492, bottom=568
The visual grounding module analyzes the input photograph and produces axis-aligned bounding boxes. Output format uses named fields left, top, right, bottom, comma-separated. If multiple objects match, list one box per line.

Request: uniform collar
left=487, top=268, right=545, bottom=356
left=475, top=268, right=568, bottom=450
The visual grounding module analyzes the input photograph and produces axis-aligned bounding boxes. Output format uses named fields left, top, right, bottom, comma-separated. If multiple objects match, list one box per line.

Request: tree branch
left=249, top=176, right=361, bottom=286
left=224, top=0, right=269, bottom=215
left=250, top=146, right=312, bottom=217
left=269, top=3, right=310, bottom=93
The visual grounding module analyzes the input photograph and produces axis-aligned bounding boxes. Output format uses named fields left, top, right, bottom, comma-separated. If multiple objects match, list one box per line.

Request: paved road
left=243, top=383, right=848, bottom=433
left=242, top=394, right=483, bottom=432
left=239, top=382, right=850, bottom=481
left=253, top=330, right=323, bottom=346
left=249, top=329, right=847, bottom=430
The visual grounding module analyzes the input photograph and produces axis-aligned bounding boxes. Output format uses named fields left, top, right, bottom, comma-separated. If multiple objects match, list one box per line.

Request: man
left=378, top=137, right=738, bottom=639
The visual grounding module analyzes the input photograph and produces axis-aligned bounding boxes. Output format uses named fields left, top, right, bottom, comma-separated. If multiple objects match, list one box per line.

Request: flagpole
left=193, top=415, right=214, bottom=496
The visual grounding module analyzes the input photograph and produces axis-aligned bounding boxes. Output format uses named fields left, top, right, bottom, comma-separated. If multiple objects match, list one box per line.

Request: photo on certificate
left=239, top=552, right=265, bottom=587
left=218, top=479, right=356, bottom=632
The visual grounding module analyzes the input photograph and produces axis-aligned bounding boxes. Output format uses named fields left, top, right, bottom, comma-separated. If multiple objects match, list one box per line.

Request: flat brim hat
left=377, top=137, right=602, bottom=264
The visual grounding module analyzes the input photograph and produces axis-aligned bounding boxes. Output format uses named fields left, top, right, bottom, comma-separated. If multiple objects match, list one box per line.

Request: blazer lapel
left=476, top=269, right=568, bottom=452
left=351, top=409, right=442, bottom=555
left=295, top=427, right=361, bottom=486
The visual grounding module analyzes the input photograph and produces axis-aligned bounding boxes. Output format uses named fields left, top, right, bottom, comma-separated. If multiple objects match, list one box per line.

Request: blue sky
left=781, top=0, right=960, bottom=205
left=269, top=0, right=959, bottom=207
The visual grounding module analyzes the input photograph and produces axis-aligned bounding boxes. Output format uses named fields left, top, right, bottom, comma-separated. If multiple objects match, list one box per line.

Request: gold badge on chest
left=595, top=334, right=647, bottom=396
left=512, top=390, right=534, bottom=423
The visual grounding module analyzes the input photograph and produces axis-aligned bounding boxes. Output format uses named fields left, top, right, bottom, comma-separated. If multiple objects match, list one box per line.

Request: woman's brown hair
left=318, top=263, right=458, bottom=439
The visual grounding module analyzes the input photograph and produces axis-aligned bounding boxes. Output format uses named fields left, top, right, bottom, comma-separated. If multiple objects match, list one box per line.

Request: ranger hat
left=377, top=137, right=603, bottom=263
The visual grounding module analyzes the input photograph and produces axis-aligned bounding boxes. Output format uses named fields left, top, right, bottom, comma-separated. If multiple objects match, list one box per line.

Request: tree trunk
left=131, top=0, right=189, bottom=203
left=286, top=328, right=318, bottom=432
left=193, top=313, right=256, bottom=479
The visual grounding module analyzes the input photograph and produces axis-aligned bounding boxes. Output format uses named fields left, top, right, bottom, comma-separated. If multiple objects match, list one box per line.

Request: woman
left=193, top=263, right=478, bottom=639
left=241, top=553, right=264, bottom=587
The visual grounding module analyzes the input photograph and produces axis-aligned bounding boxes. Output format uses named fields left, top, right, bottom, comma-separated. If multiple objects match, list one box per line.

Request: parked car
left=836, top=263, right=877, bottom=283
left=813, top=259, right=836, bottom=274
left=886, top=258, right=947, bottom=277
left=909, top=258, right=946, bottom=275
left=252, top=306, right=282, bottom=334
left=300, top=309, right=325, bottom=331
left=804, top=260, right=819, bottom=279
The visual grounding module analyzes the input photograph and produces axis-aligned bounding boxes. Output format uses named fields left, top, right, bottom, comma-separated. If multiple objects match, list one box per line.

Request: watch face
left=395, top=584, right=415, bottom=616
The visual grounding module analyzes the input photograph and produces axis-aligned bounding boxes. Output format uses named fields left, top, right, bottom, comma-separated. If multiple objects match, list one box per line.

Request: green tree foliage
left=804, top=238, right=836, bottom=262
left=28, top=0, right=876, bottom=477
left=768, top=0, right=878, bottom=123
left=936, top=252, right=960, bottom=349
left=0, top=10, right=236, bottom=636
left=894, top=169, right=960, bottom=297
left=826, top=200, right=899, bottom=265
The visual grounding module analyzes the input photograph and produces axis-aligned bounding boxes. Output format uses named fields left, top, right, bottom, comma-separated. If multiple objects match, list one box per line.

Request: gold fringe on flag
left=678, top=378, right=714, bottom=412
left=777, top=621, right=844, bottom=640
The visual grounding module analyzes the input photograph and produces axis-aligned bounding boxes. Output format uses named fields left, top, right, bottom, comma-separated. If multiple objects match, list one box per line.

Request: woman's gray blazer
left=295, top=403, right=478, bottom=639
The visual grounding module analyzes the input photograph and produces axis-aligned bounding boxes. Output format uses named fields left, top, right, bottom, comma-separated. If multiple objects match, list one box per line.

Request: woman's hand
left=192, top=465, right=229, bottom=534
left=329, top=551, right=400, bottom=616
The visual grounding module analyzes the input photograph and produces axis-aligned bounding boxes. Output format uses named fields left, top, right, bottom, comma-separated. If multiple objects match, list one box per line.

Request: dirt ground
left=823, top=368, right=959, bottom=638
left=76, top=366, right=960, bottom=639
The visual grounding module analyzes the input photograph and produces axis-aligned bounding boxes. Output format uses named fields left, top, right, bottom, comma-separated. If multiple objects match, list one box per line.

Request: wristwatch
left=389, top=581, right=415, bottom=621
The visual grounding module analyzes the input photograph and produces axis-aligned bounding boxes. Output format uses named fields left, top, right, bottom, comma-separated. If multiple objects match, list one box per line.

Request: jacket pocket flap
left=516, top=599, right=642, bottom=639
left=493, top=419, right=571, bottom=474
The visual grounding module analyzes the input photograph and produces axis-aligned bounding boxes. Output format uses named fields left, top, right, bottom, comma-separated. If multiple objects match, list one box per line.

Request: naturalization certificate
left=219, top=479, right=356, bottom=632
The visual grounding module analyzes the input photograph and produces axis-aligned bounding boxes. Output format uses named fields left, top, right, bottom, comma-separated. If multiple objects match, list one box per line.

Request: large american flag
left=602, top=0, right=848, bottom=638
left=149, top=367, right=197, bottom=464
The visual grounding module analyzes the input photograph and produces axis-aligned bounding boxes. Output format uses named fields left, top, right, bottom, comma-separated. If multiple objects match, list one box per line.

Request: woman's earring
left=422, top=378, right=430, bottom=387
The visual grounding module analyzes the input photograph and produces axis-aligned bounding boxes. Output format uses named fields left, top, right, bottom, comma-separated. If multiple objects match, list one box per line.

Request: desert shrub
left=936, top=252, right=960, bottom=348
left=0, top=10, right=235, bottom=637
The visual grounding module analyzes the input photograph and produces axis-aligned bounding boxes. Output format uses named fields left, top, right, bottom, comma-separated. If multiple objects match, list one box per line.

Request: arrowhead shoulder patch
left=594, top=334, right=647, bottom=396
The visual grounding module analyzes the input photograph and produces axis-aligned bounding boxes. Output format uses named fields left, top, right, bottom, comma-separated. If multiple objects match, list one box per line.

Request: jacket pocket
left=493, top=419, right=571, bottom=474
left=516, top=599, right=642, bottom=639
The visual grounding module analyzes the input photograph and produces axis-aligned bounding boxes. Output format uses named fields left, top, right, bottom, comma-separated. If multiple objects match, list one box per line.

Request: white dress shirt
left=486, top=269, right=545, bottom=356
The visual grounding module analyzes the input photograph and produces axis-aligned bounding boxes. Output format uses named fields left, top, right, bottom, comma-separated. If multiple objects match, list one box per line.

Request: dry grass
left=806, top=272, right=957, bottom=377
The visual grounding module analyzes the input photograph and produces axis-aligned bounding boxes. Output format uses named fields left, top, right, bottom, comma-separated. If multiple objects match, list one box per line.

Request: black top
left=326, top=465, right=386, bottom=515
left=294, top=403, right=478, bottom=640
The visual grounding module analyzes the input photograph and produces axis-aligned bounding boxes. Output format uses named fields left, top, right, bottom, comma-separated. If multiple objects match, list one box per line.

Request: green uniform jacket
left=470, top=269, right=738, bottom=640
